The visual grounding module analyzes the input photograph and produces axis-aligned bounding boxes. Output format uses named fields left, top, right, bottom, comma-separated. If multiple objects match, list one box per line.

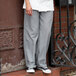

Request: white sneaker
left=38, top=67, right=52, bottom=74
left=26, top=68, right=35, bottom=73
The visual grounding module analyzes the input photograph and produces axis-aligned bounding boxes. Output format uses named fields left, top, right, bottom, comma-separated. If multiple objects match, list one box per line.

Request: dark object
left=55, top=0, right=75, bottom=7
left=49, top=0, right=76, bottom=67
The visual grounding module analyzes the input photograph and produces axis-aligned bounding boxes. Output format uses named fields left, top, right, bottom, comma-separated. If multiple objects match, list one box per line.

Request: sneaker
left=37, top=67, right=52, bottom=74
left=26, top=68, right=35, bottom=73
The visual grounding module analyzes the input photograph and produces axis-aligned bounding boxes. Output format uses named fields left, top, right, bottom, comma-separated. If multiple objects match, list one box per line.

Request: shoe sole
left=26, top=71, right=35, bottom=74
left=37, top=68, right=51, bottom=74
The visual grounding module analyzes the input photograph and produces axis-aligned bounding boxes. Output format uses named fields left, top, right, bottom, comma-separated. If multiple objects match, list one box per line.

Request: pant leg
left=36, top=11, right=53, bottom=68
left=23, top=10, right=39, bottom=68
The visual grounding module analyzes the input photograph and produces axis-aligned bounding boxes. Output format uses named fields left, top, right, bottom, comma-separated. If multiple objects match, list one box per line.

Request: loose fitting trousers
left=23, top=10, right=53, bottom=68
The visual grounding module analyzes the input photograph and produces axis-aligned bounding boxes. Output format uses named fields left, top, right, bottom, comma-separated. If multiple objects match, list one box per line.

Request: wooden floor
left=2, top=67, right=60, bottom=76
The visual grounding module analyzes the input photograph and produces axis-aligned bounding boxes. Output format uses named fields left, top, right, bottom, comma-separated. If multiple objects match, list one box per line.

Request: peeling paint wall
left=0, top=0, right=25, bottom=73
left=1, top=59, right=25, bottom=74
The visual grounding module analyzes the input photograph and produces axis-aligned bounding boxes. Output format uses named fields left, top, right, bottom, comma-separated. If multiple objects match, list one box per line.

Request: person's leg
left=23, top=10, right=39, bottom=69
left=36, top=11, right=53, bottom=68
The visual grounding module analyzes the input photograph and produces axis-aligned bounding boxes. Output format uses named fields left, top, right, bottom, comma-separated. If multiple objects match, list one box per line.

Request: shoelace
left=28, top=68, right=34, bottom=70
left=38, top=67, right=48, bottom=70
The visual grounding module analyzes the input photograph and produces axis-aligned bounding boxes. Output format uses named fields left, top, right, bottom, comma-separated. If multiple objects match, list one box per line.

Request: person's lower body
left=23, top=9, right=53, bottom=73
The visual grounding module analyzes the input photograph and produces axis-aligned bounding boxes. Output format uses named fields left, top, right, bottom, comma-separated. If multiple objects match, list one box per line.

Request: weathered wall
left=0, top=0, right=25, bottom=73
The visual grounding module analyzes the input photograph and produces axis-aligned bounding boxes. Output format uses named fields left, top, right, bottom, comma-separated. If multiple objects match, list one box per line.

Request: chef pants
left=23, top=10, right=53, bottom=68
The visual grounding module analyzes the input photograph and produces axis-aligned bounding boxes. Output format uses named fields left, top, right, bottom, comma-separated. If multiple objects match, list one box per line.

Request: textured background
left=0, top=0, right=75, bottom=74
